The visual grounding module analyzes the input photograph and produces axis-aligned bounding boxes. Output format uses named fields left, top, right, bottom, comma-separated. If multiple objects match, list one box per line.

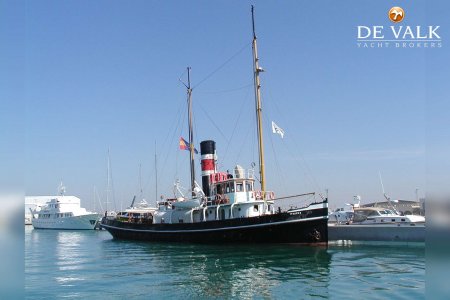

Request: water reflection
left=102, top=242, right=332, bottom=299
left=26, top=228, right=102, bottom=298
left=26, top=228, right=424, bottom=299
left=328, top=243, right=424, bottom=298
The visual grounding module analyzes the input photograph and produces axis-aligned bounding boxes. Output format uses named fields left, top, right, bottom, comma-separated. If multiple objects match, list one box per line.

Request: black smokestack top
left=200, top=140, right=215, bottom=155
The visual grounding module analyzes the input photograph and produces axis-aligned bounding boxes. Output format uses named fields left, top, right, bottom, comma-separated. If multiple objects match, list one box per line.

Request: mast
left=106, top=148, right=111, bottom=213
left=139, top=163, right=143, bottom=200
left=155, top=141, right=158, bottom=203
left=186, top=67, right=196, bottom=195
left=251, top=6, right=266, bottom=192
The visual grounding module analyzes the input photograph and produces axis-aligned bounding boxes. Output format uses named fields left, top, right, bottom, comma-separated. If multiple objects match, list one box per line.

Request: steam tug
left=101, top=6, right=328, bottom=244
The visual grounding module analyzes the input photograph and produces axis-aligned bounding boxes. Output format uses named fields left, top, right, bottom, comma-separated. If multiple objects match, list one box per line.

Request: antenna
left=58, top=181, right=66, bottom=196
left=378, top=171, right=399, bottom=214
left=251, top=5, right=256, bottom=39
left=378, top=171, right=389, bottom=201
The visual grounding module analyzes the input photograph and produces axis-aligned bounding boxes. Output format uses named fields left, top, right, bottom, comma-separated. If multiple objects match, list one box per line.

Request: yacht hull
left=32, top=213, right=100, bottom=230
left=328, top=223, right=425, bottom=242
left=101, top=203, right=328, bottom=244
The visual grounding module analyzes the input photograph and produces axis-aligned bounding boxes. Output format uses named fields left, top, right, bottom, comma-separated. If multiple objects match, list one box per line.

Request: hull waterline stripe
left=102, top=215, right=328, bottom=233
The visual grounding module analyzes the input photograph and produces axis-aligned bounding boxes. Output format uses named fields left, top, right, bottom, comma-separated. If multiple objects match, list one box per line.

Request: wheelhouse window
left=236, top=182, right=243, bottom=192
left=246, top=182, right=253, bottom=192
left=217, top=184, right=224, bottom=195
left=229, top=182, right=235, bottom=193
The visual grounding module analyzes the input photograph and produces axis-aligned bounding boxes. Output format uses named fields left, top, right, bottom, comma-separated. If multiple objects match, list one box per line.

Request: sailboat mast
left=155, top=141, right=158, bottom=203
left=186, top=67, right=196, bottom=195
left=139, top=163, right=143, bottom=200
left=251, top=6, right=266, bottom=193
left=106, top=148, right=110, bottom=213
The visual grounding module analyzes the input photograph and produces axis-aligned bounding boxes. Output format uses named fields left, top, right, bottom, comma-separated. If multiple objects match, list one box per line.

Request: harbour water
left=25, top=227, right=424, bottom=299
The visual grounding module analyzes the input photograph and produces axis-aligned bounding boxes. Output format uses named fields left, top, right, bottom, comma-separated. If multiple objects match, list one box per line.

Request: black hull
left=101, top=206, right=328, bottom=244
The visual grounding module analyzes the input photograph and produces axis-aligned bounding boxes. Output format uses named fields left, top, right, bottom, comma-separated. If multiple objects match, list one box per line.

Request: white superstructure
left=30, top=196, right=100, bottom=230
left=25, top=196, right=50, bottom=225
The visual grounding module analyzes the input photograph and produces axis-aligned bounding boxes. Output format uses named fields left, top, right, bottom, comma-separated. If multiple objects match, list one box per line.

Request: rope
left=143, top=99, right=182, bottom=199
left=265, top=111, right=288, bottom=194
left=192, top=41, right=251, bottom=90
left=108, top=156, right=117, bottom=211
left=197, top=83, right=253, bottom=94
left=221, top=84, right=253, bottom=163
left=261, top=93, right=289, bottom=192
left=158, top=97, right=187, bottom=191
left=197, top=104, right=230, bottom=143
left=264, top=84, right=323, bottom=195
left=234, top=116, right=254, bottom=167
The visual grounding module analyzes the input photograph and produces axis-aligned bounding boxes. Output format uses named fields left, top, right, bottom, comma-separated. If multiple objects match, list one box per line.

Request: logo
left=356, top=7, right=442, bottom=49
left=388, top=7, right=405, bottom=23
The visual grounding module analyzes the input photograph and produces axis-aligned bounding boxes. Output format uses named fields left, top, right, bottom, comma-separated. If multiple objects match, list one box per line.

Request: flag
left=271, top=121, right=285, bottom=138
left=179, top=137, right=198, bottom=154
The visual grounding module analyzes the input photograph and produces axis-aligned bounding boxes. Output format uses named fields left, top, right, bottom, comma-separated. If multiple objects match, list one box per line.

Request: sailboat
left=101, top=6, right=328, bottom=244
left=115, top=165, right=157, bottom=223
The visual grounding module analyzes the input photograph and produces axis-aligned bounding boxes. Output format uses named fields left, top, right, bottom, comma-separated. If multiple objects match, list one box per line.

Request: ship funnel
left=200, top=140, right=216, bottom=197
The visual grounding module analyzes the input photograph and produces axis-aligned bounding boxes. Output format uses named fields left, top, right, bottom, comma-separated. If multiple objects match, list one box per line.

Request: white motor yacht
left=30, top=194, right=100, bottom=230
left=329, top=206, right=425, bottom=242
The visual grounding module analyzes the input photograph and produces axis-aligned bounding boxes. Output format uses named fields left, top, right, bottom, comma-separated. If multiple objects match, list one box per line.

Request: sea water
left=25, top=227, right=424, bottom=299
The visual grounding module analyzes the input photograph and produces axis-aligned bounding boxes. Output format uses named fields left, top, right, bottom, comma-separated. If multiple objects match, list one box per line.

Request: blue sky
left=1, top=0, right=449, bottom=211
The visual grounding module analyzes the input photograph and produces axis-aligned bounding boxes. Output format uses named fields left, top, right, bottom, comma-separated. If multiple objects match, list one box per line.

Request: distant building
left=361, top=199, right=423, bottom=216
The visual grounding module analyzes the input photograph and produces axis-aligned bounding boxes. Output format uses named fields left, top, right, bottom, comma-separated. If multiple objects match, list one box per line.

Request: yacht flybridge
left=101, top=6, right=328, bottom=244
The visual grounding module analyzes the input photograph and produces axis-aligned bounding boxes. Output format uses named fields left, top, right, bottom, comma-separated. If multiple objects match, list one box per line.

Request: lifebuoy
left=255, top=191, right=261, bottom=199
